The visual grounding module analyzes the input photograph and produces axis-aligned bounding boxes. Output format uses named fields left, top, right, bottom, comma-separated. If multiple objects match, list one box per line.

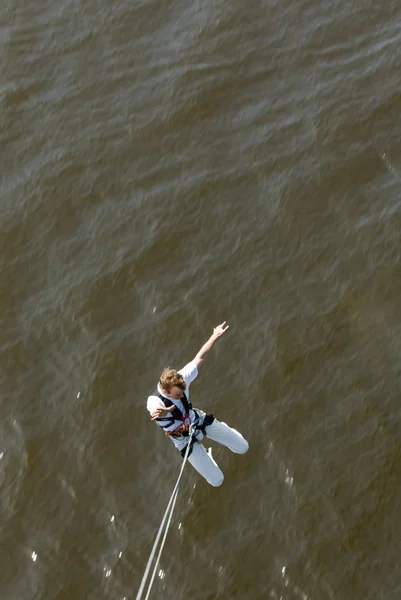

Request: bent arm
left=193, top=321, right=229, bottom=367
left=147, top=396, right=174, bottom=420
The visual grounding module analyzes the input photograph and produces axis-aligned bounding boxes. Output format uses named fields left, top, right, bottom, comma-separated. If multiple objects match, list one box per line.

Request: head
left=159, top=368, right=186, bottom=399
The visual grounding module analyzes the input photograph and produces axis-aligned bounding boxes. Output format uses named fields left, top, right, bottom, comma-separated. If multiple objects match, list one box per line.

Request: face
left=166, top=386, right=185, bottom=399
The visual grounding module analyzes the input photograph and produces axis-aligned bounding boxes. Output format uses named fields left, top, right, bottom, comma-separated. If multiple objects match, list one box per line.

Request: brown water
left=1, top=0, right=401, bottom=598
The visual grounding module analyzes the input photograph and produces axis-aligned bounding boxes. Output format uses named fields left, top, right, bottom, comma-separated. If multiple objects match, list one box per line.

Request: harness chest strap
left=153, top=390, right=193, bottom=437
left=151, top=389, right=215, bottom=455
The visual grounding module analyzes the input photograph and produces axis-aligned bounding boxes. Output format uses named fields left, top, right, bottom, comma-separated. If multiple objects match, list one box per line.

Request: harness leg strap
left=196, top=413, right=215, bottom=436
left=180, top=437, right=197, bottom=458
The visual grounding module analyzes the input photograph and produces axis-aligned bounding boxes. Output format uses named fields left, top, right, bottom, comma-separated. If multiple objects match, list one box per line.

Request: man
left=147, top=321, right=249, bottom=487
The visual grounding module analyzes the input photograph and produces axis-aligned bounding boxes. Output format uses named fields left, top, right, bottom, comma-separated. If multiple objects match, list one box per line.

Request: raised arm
left=193, top=321, right=230, bottom=368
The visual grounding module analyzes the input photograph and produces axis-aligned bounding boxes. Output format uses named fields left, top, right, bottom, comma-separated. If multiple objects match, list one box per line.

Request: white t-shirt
left=147, top=361, right=203, bottom=451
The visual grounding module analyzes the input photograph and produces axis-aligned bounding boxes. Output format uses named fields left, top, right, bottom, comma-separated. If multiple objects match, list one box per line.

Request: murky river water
left=1, top=0, right=401, bottom=598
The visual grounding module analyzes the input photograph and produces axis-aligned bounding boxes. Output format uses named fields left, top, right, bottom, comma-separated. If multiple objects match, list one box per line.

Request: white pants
left=187, top=419, right=249, bottom=487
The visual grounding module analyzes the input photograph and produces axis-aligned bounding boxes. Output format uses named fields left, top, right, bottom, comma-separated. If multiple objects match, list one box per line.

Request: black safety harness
left=152, top=389, right=214, bottom=457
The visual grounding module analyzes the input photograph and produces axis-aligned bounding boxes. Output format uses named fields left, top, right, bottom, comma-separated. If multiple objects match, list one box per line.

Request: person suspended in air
left=147, top=322, right=249, bottom=487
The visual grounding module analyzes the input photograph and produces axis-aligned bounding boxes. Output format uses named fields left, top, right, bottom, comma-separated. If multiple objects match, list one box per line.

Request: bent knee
left=236, top=439, right=249, bottom=454
left=209, top=472, right=224, bottom=487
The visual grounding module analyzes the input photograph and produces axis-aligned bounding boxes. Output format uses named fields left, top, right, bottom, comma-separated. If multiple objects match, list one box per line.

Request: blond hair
left=159, top=368, right=186, bottom=393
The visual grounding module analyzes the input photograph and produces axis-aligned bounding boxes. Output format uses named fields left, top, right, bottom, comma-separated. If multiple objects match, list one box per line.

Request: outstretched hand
left=193, top=321, right=230, bottom=367
left=213, top=321, right=229, bottom=338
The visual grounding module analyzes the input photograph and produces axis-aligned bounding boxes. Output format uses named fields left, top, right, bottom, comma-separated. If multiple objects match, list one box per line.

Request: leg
left=205, top=419, right=249, bottom=454
left=188, top=441, right=224, bottom=487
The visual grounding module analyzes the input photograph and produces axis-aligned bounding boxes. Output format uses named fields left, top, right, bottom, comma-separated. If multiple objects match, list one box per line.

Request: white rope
left=136, top=421, right=199, bottom=600
left=144, top=486, right=179, bottom=600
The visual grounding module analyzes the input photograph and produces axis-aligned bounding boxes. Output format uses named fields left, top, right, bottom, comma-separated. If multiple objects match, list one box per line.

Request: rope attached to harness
left=135, top=419, right=201, bottom=600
